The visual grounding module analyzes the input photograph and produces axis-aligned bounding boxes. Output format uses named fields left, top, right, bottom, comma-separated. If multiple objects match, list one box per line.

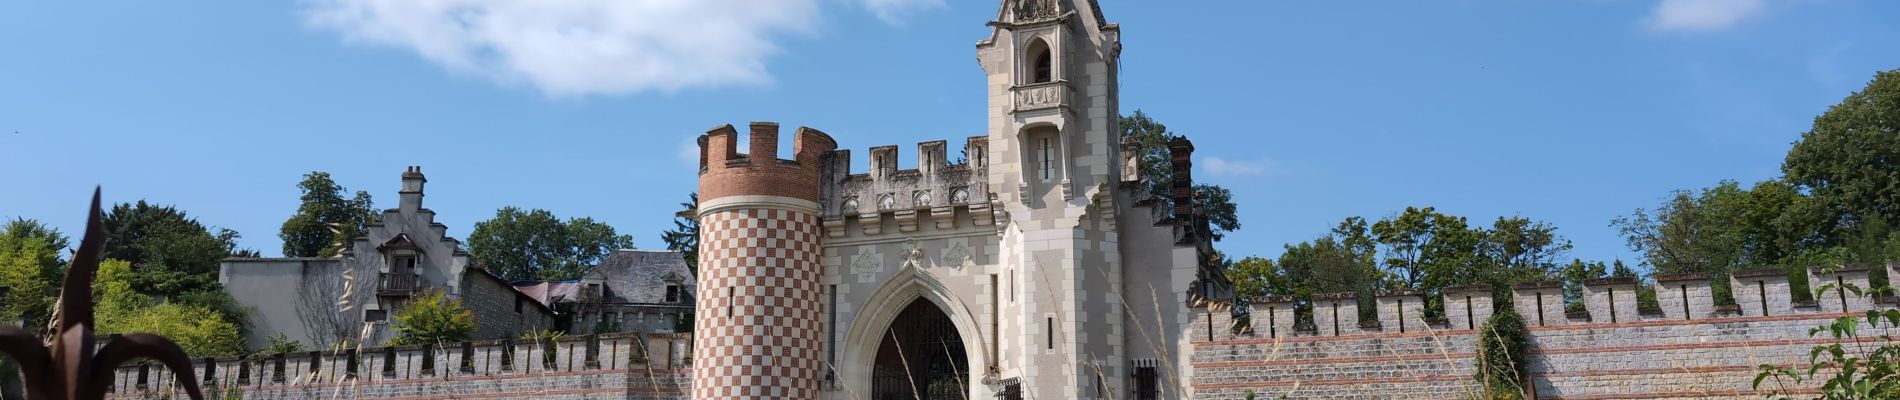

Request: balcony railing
left=1010, top=81, right=1071, bottom=112
left=378, top=272, right=418, bottom=296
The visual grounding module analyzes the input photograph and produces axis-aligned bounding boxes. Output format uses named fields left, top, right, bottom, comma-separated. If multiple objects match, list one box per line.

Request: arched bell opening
left=871, top=298, right=970, bottom=400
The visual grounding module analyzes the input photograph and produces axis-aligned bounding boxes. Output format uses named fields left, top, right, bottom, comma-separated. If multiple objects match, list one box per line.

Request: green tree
left=1484, top=216, right=1572, bottom=283
left=99, top=201, right=258, bottom=332
left=1783, top=68, right=1900, bottom=242
left=1121, top=110, right=1243, bottom=241
left=660, top=193, right=700, bottom=276
left=102, top=201, right=258, bottom=295
left=92, top=259, right=246, bottom=357
left=1228, top=256, right=1275, bottom=301
left=279, top=171, right=378, bottom=257
left=1256, top=218, right=1385, bottom=324
left=469, top=207, right=635, bottom=281
left=1615, top=180, right=1823, bottom=304
left=0, top=235, right=57, bottom=328
left=388, top=288, right=477, bottom=346
left=3, top=218, right=69, bottom=268
left=1556, top=259, right=1607, bottom=312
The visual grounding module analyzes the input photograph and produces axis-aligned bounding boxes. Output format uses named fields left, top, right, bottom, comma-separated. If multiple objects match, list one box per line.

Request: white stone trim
left=697, top=195, right=820, bottom=216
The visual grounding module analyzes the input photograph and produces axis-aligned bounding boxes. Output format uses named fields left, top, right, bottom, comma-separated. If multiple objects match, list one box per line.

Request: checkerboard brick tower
left=693, top=122, right=837, bottom=399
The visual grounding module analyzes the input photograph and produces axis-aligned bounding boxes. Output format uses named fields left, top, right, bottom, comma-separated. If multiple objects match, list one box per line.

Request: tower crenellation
left=817, top=138, right=998, bottom=237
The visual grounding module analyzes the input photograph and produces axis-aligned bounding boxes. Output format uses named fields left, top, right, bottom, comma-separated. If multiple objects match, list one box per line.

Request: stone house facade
left=222, top=167, right=554, bottom=350
left=513, top=249, right=697, bottom=335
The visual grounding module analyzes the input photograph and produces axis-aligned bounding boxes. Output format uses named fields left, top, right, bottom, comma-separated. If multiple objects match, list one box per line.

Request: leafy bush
left=1474, top=307, right=1530, bottom=399
left=93, top=259, right=245, bottom=357
left=1753, top=274, right=1899, bottom=399
left=257, top=332, right=305, bottom=356
left=388, top=289, right=476, bottom=346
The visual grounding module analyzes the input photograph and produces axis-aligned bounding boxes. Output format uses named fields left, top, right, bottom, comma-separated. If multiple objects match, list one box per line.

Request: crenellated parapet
left=1207, top=265, right=1900, bottom=342
left=819, top=137, right=998, bottom=237
left=697, top=122, right=837, bottom=209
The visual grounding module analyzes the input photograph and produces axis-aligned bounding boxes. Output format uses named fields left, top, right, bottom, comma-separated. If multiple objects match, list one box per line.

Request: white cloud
left=303, top=0, right=937, bottom=96
left=1200, top=156, right=1288, bottom=179
left=1645, top=0, right=1767, bottom=32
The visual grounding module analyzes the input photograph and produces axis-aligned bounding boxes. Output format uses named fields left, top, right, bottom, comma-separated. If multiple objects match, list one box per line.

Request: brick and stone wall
left=102, top=333, right=691, bottom=400
left=1189, top=269, right=1898, bottom=400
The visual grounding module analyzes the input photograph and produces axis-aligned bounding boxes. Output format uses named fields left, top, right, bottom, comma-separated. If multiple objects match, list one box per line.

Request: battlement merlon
left=697, top=122, right=837, bottom=213
left=821, top=136, right=991, bottom=178
left=818, top=137, right=994, bottom=223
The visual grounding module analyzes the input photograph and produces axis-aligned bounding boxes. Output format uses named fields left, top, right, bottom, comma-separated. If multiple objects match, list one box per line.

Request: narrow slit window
left=1758, top=280, right=1769, bottom=316
left=1535, top=292, right=1546, bottom=326
left=1464, top=295, right=1475, bottom=330
left=1039, top=138, right=1054, bottom=180
left=1679, top=284, right=1690, bottom=320
left=727, top=288, right=735, bottom=320
left=1046, top=317, right=1055, bottom=350
left=1331, top=302, right=1341, bottom=336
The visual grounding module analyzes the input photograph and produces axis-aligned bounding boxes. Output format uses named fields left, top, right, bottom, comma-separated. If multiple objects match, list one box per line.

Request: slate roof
left=587, top=250, right=696, bottom=306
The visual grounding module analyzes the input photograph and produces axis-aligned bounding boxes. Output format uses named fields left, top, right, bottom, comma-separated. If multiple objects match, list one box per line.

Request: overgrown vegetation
left=1474, top=308, right=1531, bottom=399
left=94, top=259, right=247, bottom=357
left=388, top=288, right=477, bottom=346
left=1753, top=270, right=1899, bottom=399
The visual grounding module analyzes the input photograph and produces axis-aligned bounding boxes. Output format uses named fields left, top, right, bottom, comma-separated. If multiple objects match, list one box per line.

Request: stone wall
left=461, top=267, right=556, bottom=339
left=102, top=333, right=691, bottom=400
left=1190, top=265, right=1900, bottom=399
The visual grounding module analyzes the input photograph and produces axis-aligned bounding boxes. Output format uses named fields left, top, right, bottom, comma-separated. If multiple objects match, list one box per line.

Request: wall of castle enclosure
left=1190, top=264, right=1900, bottom=400
left=101, top=333, right=692, bottom=400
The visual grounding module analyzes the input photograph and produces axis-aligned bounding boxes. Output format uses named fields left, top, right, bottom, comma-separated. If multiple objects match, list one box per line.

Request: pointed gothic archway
left=872, top=298, right=969, bottom=400
left=841, top=267, right=990, bottom=400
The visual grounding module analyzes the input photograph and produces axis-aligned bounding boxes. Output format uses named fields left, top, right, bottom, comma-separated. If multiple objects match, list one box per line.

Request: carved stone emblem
left=914, top=190, right=933, bottom=208
left=851, top=248, right=881, bottom=282
left=941, top=241, right=972, bottom=270
left=900, top=239, right=927, bottom=269
left=878, top=194, right=897, bottom=211
left=950, top=187, right=970, bottom=204
left=842, top=197, right=860, bottom=214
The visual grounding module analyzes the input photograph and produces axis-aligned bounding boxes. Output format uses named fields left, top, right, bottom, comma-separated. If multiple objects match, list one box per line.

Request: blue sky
left=2, top=0, right=1897, bottom=271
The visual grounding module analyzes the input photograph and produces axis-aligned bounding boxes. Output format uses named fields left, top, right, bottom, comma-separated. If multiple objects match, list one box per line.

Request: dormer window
left=665, top=285, right=682, bottom=303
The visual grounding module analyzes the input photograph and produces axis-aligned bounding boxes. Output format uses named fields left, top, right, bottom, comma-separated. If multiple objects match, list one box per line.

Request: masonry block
left=1250, top=296, right=1298, bottom=339
left=1653, top=273, right=1714, bottom=321
left=1312, top=292, right=1359, bottom=336
left=1513, top=281, right=1566, bottom=327
left=1809, top=264, right=1874, bottom=313
left=1443, top=284, right=1493, bottom=331
left=1583, top=277, right=1639, bottom=324
left=1375, top=290, right=1427, bottom=333
left=1732, top=267, right=1794, bottom=317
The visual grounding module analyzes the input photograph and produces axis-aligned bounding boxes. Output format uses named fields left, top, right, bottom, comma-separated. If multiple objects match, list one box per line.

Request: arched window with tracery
left=1026, top=39, right=1053, bottom=83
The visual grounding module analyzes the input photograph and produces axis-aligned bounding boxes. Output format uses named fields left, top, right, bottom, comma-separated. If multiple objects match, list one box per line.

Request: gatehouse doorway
left=871, top=298, right=970, bottom=400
